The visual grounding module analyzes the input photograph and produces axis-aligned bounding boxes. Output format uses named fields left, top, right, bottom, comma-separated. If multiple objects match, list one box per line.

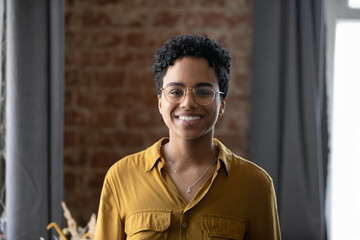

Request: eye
left=195, top=88, right=214, bottom=98
left=167, top=87, right=184, bottom=97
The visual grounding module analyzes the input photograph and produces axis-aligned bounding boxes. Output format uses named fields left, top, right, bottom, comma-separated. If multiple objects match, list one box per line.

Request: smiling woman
left=95, top=35, right=281, bottom=240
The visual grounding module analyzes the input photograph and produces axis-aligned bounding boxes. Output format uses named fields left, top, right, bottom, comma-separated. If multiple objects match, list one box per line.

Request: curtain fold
left=5, top=1, right=64, bottom=239
left=250, top=0, right=327, bottom=239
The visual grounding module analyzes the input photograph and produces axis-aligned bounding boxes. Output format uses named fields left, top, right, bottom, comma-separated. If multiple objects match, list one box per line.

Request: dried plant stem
left=87, top=213, right=96, bottom=238
left=81, top=232, right=93, bottom=239
left=47, top=222, right=67, bottom=240
left=61, top=201, right=78, bottom=239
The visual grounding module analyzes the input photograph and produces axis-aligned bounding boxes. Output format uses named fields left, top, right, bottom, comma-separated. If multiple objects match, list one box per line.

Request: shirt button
left=182, top=222, right=188, bottom=228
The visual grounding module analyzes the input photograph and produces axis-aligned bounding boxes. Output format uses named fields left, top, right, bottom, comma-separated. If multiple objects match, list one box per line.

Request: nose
left=180, top=88, right=197, bottom=108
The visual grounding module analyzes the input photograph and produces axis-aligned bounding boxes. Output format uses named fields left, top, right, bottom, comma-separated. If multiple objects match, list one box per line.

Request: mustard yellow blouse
left=95, top=138, right=281, bottom=239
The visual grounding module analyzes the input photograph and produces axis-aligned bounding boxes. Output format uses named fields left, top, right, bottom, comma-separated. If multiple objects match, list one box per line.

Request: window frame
left=325, top=0, right=360, bottom=239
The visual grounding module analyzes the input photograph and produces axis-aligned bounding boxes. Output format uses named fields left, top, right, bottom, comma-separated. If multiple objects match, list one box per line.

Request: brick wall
left=65, top=0, right=253, bottom=225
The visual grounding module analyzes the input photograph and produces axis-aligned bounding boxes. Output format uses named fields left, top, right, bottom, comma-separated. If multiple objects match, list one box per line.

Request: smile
left=178, top=116, right=201, bottom=121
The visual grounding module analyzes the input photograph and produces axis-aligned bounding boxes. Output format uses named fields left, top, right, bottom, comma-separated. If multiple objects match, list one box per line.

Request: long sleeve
left=247, top=178, right=281, bottom=239
left=265, top=180, right=281, bottom=239
left=95, top=176, right=125, bottom=240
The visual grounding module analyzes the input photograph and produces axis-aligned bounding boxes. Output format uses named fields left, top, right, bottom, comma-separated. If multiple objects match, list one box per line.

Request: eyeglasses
left=161, top=85, right=224, bottom=105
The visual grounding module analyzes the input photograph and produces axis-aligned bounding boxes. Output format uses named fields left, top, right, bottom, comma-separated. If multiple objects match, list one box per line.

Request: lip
left=174, top=113, right=204, bottom=126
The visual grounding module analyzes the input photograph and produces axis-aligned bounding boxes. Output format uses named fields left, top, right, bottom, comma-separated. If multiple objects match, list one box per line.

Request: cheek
left=159, top=99, right=174, bottom=117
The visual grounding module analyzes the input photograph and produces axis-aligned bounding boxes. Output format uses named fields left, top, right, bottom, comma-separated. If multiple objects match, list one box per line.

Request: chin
left=173, top=129, right=214, bottom=141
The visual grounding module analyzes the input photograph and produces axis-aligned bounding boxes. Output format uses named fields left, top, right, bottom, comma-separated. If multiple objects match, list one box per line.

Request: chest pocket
left=125, top=210, right=171, bottom=240
left=201, top=214, right=246, bottom=240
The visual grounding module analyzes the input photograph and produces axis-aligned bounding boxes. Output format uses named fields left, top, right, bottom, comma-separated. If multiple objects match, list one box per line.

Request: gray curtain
left=250, top=0, right=327, bottom=239
left=5, top=1, right=64, bottom=239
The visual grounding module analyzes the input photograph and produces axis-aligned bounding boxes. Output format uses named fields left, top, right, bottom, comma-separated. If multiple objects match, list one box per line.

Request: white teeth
left=179, top=116, right=200, bottom=121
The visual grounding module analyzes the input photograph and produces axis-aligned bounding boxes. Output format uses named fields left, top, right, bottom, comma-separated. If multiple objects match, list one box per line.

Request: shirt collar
left=144, top=138, right=233, bottom=174
left=213, top=138, right=233, bottom=175
left=144, top=138, right=167, bottom=172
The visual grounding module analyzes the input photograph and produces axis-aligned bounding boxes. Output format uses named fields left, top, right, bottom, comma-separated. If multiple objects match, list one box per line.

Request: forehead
left=163, top=57, right=218, bottom=87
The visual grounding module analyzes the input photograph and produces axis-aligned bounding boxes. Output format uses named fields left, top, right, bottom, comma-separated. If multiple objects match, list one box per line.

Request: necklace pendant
left=187, top=187, right=192, bottom=194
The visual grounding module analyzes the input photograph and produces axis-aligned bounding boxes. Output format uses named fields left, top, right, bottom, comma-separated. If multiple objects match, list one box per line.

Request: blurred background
left=63, top=0, right=252, bottom=225
left=1, top=0, right=360, bottom=239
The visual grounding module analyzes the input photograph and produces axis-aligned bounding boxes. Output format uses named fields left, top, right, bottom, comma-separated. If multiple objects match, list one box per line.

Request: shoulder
left=229, top=154, right=275, bottom=200
left=214, top=138, right=273, bottom=186
left=105, top=138, right=164, bottom=180
left=108, top=150, right=146, bottom=174
left=232, top=155, right=273, bottom=184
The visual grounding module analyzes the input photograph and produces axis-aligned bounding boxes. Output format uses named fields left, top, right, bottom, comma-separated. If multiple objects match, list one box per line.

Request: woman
left=95, top=35, right=281, bottom=239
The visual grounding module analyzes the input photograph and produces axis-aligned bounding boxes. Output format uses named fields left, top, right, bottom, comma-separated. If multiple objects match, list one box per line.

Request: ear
left=158, top=95, right=162, bottom=114
left=219, top=98, right=226, bottom=116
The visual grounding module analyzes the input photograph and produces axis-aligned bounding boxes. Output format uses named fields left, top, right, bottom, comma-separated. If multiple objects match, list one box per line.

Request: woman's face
left=158, top=56, right=226, bottom=141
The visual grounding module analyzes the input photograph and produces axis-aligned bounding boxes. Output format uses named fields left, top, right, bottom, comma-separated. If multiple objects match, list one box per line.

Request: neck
left=164, top=133, right=217, bottom=169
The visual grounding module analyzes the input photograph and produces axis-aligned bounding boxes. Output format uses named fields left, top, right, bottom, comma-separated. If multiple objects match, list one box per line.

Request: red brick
left=83, top=30, right=124, bottom=48
left=66, top=0, right=89, bottom=7
left=64, top=194, right=90, bottom=213
left=215, top=114, right=226, bottom=129
left=77, top=91, right=146, bottom=109
left=126, top=71, right=155, bottom=90
left=198, top=0, right=227, bottom=8
left=64, top=130, right=78, bottom=147
left=65, top=70, right=80, bottom=86
left=66, top=30, right=80, bottom=49
left=64, top=152, right=87, bottom=166
left=124, top=110, right=163, bottom=128
left=230, top=31, right=253, bottom=50
left=184, top=12, right=225, bottom=28
left=82, top=10, right=112, bottom=28
left=95, top=0, right=122, bottom=4
left=126, top=32, right=145, bottom=47
left=112, top=50, right=154, bottom=67
left=95, top=71, right=125, bottom=88
left=90, top=131, right=118, bottom=146
left=127, top=13, right=148, bottom=28
left=90, top=110, right=119, bottom=127
left=226, top=13, right=251, bottom=28
left=90, top=151, right=120, bottom=168
left=87, top=172, right=107, bottom=189
left=65, top=51, right=81, bottom=67
left=111, top=51, right=133, bottom=66
left=153, top=11, right=182, bottom=27
left=80, top=51, right=112, bottom=67
left=65, top=90, right=73, bottom=107
left=77, top=92, right=106, bottom=108
left=214, top=133, right=247, bottom=157
left=105, top=92, right=129, bottom=108
left=64, top=172, right=76, bottom=190
left=115, top=131, right=145, bottom=147
left=147, top=131, right=169, bottom=143
left=199, top=12, right=225, bottom=28
left=65, top=110, right=87, bottom=125
left=232, top=73, right=251, bottom=96
left=65, top=12, right=80, bottom=28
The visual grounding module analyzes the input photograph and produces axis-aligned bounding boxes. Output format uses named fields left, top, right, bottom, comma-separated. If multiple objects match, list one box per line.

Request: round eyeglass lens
left=194, top=87, right=215, bottom=105
left=163, top=86, right=216, bottom=105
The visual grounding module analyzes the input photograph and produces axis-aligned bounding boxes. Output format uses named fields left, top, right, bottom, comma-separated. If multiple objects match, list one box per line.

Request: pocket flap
left=201, top=214, right=246, bottom=239
left=125, top=210, right=171, bottom=236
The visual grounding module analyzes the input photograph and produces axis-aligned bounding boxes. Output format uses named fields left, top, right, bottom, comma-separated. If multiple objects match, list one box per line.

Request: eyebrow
left=165, top=82, right=214, bottom=88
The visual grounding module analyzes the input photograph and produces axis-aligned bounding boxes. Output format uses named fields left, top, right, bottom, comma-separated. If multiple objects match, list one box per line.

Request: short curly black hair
left=153, top=35, right=231, bottom=98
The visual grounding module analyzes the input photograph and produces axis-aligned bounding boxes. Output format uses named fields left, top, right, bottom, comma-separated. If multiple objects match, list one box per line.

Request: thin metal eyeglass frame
left=160, top=86, right=224, bottom=106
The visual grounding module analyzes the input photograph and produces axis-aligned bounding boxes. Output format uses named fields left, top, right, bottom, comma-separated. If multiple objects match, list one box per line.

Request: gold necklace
left=167, top=154, right=217, bottom=194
